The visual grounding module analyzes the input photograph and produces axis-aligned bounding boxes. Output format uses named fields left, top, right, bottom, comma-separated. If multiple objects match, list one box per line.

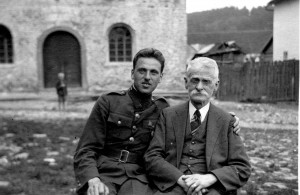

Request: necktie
left=191, top=110, right=201, bottom=135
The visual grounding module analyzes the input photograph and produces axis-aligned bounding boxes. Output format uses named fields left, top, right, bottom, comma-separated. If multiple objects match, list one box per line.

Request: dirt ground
left=0, top=94, right=298, bottom=195
left=0, top=95, right=297, bottom=130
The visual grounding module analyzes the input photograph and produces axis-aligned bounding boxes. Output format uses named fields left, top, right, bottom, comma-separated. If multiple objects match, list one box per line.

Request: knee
left=206, top=188, right=222, bottom=195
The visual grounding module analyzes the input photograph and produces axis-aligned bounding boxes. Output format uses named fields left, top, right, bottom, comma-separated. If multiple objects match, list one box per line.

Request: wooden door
left=43, top=31, right=81, bottom=88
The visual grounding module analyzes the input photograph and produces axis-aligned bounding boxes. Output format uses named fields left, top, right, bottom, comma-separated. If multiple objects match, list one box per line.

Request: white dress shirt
left=189, top=101, right=210, bottom=123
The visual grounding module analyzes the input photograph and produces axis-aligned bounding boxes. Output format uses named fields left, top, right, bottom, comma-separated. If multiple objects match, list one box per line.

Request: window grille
left=109, top=26, right=132, bottom=62
left=0, top=25, right=13, bottom=63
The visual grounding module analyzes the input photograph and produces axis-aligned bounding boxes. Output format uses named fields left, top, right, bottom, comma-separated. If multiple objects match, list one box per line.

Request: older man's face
left=185, top=64, right=219, bottom=107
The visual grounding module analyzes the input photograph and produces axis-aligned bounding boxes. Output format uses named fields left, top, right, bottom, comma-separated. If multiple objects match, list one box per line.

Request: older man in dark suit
left=144, top=57, right=251, bottom=195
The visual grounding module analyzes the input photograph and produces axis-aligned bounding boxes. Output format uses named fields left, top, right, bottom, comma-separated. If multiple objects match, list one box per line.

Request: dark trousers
left=78, top=179, right=152, bottom=195
left=104, top=178, right=152, bottom=195
left=151, top=185, right=235, bottom=195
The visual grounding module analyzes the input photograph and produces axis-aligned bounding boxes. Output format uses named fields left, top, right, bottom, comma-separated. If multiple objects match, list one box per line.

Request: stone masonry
left=0, top=0, right=187, bottom=92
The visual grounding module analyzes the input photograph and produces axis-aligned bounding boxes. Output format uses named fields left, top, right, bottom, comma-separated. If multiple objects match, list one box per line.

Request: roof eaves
left=261, top=36, right=273, bottom=53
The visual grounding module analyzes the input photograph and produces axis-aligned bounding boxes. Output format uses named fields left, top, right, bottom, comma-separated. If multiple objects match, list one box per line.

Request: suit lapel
left=172, top=102, right=189, bottom=167
left=205, top=104, right=222, bottom=168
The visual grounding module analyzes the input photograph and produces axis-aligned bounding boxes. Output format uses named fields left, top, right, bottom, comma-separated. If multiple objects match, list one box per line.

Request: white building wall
left=273, top=0, right=299, bottom=61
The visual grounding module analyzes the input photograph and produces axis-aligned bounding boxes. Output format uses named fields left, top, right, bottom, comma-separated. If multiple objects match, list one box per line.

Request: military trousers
left=103, top=178, right=153, bottom=195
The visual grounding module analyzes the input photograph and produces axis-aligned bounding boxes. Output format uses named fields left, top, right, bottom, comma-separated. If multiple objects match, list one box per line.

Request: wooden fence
left=217, top=60, right=299, bottom=102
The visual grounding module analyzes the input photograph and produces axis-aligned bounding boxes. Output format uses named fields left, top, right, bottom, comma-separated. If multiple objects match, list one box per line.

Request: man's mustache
left=192, top=91, right=206, bottom=95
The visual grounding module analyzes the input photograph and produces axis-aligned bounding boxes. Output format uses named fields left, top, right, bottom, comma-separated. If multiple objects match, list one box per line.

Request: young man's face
left=131, top=57, right=163, bottom=94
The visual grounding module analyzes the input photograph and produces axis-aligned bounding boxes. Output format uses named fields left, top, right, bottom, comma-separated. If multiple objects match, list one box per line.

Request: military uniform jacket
left=73, top=89, right=169, bottom=193
left=144, top=102, right=251, bottom=193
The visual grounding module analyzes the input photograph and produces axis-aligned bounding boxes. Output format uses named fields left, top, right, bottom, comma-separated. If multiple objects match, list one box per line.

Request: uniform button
left=129, top=137, right=134, bottom=142
left=117, top=121, right=121, bottom=125
left=189, top=157, right=193, bottom=160
left=191, top=141, right=195, bottom=144
left=132, top=125, right=137, bottom=130
left=170, top=142, right=173, bottom=145
left=187, top=165, right=191, bottom=168
left=135, top=113, right=140, bottom=119
left=189, top=149, right=193, bottom=153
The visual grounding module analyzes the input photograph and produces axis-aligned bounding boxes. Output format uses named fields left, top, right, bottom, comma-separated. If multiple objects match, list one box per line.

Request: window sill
left=0, top=63, right=15, bottom=68
left=105, top=62, right=132, bottom=67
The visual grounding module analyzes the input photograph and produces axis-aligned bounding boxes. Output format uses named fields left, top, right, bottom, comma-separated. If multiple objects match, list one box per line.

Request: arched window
left=0, top=25, right=13, bottom=63
left=109, top=26, right=132, bottom=62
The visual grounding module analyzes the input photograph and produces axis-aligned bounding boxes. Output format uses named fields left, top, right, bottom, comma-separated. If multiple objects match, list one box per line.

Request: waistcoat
left=179, top=115, right=208, bottom=174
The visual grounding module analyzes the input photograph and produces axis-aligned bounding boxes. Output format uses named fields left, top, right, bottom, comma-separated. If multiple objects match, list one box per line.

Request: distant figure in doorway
left=56, top=72, right=68, bottom=111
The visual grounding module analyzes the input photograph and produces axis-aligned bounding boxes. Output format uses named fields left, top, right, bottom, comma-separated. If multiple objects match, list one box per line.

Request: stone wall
left=0, top=0, right=187, bottom=92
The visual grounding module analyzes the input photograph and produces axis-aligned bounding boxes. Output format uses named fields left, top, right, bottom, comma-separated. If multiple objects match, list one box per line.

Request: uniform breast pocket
left=107, top=112, right=132, bottom=137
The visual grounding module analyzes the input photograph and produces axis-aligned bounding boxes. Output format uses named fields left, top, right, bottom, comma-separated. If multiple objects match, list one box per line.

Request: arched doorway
left=43, top=31, right=81, bottom=88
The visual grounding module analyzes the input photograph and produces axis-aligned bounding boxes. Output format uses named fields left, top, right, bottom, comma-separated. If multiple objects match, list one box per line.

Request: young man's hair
left=133, top=48, right=165, bottom=72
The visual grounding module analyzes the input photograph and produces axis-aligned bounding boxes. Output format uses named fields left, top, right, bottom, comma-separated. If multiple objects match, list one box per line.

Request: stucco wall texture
left=273, top=0, right=299, bottom=61
left=0, top=0, right=187, bottom=92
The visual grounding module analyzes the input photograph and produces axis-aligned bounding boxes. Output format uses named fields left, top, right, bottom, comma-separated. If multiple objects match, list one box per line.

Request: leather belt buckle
left=119, top=150, right=129, bottom=163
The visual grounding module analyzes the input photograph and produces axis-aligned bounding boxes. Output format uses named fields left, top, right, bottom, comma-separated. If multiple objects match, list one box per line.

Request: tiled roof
left=188, top=30, right=272, bottom=54
left=268, top=0, right=290, bottom=6
left=261, top=36, right=273, bottom=53
left=202, top=41, right=243, bottom=55
left=197, top=44, right=215, bottom=54
left=266, top=0, right=293, bottom=10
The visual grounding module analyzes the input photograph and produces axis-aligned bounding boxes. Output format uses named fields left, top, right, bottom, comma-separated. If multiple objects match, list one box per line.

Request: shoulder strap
left=106, top=90, right=127, bottom=96
left=153, top=96, right=170, bottom=109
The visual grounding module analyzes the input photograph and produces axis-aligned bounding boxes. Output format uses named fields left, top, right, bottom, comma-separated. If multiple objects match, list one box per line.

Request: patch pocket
left=107, top=112, right=132, bottom=128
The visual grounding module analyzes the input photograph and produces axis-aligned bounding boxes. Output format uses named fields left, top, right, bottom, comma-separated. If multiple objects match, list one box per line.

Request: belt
left=104, top=149, right=143, bottom=164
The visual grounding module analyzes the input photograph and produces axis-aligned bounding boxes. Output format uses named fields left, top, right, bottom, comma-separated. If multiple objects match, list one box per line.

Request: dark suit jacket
left=144, top=101, right=251, bottom=193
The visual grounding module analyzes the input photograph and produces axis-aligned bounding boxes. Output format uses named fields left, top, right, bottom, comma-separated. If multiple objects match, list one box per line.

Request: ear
left=159, top=73, right=164, bottom=83
left=214, top=80, right=220, bottom=92
left=184, top=77, right=188, bottom=89
left=131, top=69, right=134, bottom=80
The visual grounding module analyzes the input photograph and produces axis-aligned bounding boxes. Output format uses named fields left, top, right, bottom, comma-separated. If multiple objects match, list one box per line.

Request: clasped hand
left=87, top=177, right=109, bottom=195
left=177, top=173, right=217, bottom=195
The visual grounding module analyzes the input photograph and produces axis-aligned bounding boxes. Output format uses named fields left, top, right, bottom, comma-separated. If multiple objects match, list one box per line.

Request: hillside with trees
left=188, top=6, right=273, bottom=33
left=187, top=6, right=273, bottom=52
